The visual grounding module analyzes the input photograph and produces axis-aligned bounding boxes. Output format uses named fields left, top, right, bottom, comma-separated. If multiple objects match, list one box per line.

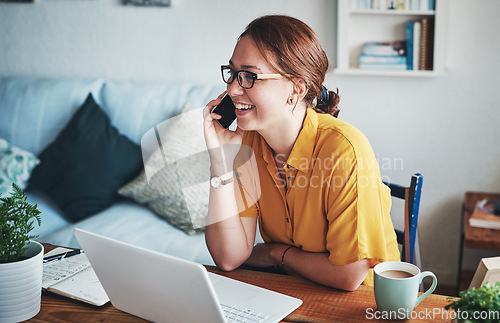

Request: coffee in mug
left=379, top=269, right=414, bottom=279
left=374, top=261, right=437, bottom=319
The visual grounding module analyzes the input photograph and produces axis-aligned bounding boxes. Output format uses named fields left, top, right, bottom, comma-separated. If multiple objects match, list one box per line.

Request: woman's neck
left=260, top=106, right=307, bottom=162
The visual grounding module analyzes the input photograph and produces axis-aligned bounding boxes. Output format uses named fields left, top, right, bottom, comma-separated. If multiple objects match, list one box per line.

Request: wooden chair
left=384, top=173, right=423, bottom=267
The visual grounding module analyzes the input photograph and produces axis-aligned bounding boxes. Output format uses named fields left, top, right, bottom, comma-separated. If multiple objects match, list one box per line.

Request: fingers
left=203, top=92, right=227, bottom=121
left=203, top=92, right=228, bottom=151
left=204, top=92, right=226, bottom=112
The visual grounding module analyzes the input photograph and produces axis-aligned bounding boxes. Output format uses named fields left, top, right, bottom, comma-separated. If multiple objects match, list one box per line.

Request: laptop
left=74, top=228, right=302, bottom=323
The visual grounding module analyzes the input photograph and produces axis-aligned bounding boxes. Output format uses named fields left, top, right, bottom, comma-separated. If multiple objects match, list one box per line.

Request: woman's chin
left=235, top=117, right=254, bottom=132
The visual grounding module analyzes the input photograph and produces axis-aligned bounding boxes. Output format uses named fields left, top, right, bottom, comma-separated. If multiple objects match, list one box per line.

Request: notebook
left=74, top=228, right=302, bottom=323
left=42, top=249, right=109, bottom=306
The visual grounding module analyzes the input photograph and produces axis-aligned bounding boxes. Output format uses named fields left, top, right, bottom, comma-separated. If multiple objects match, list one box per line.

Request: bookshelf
left=335, top=0, right=449, bottom=77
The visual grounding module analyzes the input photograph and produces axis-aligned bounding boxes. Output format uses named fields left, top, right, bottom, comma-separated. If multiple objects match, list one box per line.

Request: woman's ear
left=291, top=79, right=308, bottom=104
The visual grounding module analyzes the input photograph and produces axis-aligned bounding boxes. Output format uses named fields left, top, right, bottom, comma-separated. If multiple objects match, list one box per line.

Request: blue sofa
left=0, top=76, right=261, bottom=265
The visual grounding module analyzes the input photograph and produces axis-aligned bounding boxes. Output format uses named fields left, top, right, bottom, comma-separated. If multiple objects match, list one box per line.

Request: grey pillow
left=118, top=103, right=210, bottom=235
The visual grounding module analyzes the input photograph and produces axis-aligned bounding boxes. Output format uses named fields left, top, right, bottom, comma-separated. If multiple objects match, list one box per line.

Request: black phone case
left=211, top=94, right=236, bottom=128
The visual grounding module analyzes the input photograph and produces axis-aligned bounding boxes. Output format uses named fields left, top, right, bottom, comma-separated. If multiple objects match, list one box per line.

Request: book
left=358, top=63, right=407, bottom=70
left=406, top=21, right=414, bottom=70
left=42, top=248, right=109, bottom=306
left=428, top=0, right=435, bottom=10
left=469, top=256, right=500, bottom=289
left=469, top=200, right=500, bottom=230
left=420, top=0, right=429, bottom=11
left=359, top=41, right=408, bottom=70
left=359, top=54, right=407, bottom=65
left=419, top=17, right=435, bottom=70
left=355, top=0, right=371, bottom=10
left=410, top=0, right=420, bottom=11
left=413, top=21, right=422, bottom=70
left=420, top=18, right=429, bottom=70
left=362, top=41, right=406, bottom=56
left=405, top=20, right=422, bottom=70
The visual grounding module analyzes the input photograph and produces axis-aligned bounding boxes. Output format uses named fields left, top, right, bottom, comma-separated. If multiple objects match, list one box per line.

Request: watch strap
left=210, top=171, right=234, bottom=188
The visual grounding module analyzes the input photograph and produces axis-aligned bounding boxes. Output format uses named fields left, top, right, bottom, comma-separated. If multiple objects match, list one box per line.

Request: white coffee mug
left=374, top=261, right=437, bottom=319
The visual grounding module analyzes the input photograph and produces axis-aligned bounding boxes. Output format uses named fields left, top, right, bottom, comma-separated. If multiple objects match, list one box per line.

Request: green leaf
left=0, top=183, right=42, bottom=263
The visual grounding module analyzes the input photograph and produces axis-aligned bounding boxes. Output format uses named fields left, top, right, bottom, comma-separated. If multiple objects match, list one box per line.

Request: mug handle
left=415, top=271, right=437, bottom=307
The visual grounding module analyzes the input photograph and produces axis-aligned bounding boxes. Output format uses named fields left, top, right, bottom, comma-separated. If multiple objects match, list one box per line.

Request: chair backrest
left=383, top=173, right=423, bottom=264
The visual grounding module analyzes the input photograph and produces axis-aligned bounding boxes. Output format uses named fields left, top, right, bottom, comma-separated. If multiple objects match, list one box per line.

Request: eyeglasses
left=221, top=65, right=282, bottom=89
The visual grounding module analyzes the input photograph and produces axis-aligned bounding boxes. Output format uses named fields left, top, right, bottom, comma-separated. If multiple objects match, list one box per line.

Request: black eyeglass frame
left=221, top=65, right=282, bottom=89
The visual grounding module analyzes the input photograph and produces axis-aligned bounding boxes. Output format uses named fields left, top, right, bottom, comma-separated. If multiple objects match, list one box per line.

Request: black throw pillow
left=29, top=94, right=143, bottom=222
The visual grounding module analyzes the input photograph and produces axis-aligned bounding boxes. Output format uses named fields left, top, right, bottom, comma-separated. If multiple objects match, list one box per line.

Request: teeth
left=235, top=104, right=255, bottom=111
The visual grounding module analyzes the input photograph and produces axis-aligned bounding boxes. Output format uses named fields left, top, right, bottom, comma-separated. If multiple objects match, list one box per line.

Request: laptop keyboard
left=221, top=303, right=269, bottom=323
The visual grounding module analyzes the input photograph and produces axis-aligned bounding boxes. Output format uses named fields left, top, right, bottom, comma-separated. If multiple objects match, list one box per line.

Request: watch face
left=211, top=177, right=221, bottom=188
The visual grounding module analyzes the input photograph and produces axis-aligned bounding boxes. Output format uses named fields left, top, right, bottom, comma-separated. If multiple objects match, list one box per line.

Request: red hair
left=240, top=15, right=340, bottom=117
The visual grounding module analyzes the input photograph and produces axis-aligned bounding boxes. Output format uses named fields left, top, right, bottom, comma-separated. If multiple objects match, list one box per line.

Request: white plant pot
left=0, top=240, right=44, bottom=323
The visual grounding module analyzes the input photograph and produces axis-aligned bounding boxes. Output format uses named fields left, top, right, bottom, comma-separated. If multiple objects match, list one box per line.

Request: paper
left=42, top=253, right=109, bottom=306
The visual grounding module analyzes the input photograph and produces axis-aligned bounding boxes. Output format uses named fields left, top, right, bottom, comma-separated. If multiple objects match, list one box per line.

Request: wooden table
left=31, top=244, right=456, bottom=322
left=458, top=191, right=500, bottom=292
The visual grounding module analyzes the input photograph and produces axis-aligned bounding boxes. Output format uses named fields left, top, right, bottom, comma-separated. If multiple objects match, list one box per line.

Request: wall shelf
left=335, top=0, right=449, bottom=77
left=350, top=9, right=436, bottom=16
left=334, top=68, right=445, bottom=77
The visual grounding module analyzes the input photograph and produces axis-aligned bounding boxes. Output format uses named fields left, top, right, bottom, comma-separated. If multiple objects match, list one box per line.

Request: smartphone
left=211, top=94, right=237, bottom=128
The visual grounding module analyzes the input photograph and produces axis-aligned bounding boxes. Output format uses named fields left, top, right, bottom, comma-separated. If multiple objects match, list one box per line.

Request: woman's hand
left=244, top=243, right=291, bottom=268
left=245, top=243, right=370, bottom=291
left=203, top=92, right=244, bottom=171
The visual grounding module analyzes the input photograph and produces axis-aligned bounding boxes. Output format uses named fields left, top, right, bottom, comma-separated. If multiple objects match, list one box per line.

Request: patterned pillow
left=118, top=103, right=210, bottom=235
left=0, top=138, right=40, bottom=196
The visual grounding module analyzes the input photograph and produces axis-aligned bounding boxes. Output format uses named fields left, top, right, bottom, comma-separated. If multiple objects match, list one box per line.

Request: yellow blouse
left=235, top=108, right=400, bottom=285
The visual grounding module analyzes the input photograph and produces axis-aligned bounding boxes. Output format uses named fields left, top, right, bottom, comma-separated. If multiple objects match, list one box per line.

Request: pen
left=43, top=249, right=83, bottom=263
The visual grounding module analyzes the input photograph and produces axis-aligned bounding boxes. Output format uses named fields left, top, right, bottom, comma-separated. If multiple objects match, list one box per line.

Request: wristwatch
left=210, top=172, right=234, bottom=189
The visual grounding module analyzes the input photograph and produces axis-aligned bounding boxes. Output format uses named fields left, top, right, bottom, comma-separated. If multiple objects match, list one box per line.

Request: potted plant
left=0, top=183, right=43, bottom=323
left=445, top=282, right=500, bottom=323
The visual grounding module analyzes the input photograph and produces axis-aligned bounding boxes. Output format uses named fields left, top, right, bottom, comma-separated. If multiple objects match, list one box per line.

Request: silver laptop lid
left=74, top=228, right=225, bottom=323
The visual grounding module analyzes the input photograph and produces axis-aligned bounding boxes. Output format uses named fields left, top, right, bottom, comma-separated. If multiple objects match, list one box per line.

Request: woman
left=203, top=15, right=399, bottom=291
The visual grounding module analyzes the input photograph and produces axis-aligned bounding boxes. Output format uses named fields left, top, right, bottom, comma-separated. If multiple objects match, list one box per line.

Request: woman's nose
left=226, top=78, right=245, bottom=97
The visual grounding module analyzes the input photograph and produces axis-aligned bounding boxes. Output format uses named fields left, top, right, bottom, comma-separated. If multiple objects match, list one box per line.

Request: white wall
left=0, top=0, right=335, bottom=83
left=1, top=0, right=499, bottom=286
left=332, top=0, right=500, bottom=286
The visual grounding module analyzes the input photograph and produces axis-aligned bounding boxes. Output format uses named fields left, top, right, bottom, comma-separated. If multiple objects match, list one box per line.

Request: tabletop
left=209, top=267, right=456, bottom=322
left=31, top=244, right=456, bottom=322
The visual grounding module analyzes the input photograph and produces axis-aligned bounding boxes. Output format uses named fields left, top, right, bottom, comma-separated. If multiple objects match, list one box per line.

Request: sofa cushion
left=118, top=103, right=210, bottom=235
left=27, top=189, right=70, bottom=239
left=0, top=77, right=104, bottom=155
left=118, top=156, right=209, bottom=235
left=29, top=94, right=143, bottom=222
left=0, top=138, right=40, bottom=195
left=99, top=81, right=224, bottom=144
left=37, top=200, right=216, bottom=266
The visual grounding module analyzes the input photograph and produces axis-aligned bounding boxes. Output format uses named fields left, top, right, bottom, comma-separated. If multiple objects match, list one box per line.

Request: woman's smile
left=235, top=103, right=255, bottom=111
left=234, top=102, right=256, bottom=119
